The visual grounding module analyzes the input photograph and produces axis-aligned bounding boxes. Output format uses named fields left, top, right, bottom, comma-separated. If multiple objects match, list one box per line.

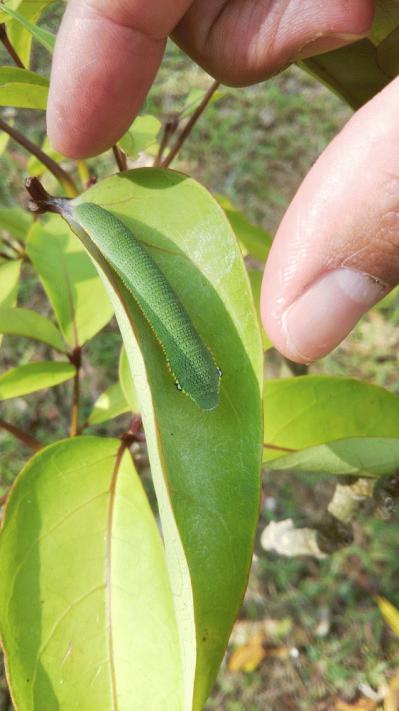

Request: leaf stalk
left=0, top=118, right=78, bottom=197
left=0, top=22, right=24, bottom=68
left=0, top=417, right=42, bottom=451
left=161, top=80, right=220, bottom=168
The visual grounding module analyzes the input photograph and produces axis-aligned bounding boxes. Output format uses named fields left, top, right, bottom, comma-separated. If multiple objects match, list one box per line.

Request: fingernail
left=295, top=33, right=365, bottom=60
left=282, top=268, right=387, bottom=362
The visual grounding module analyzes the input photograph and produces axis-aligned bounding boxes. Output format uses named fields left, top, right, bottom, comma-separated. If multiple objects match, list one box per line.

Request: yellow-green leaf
left=0, top=206, right=31, bottom=240
left=26, top=214, right=113, bottom=347
left=0, top=258, right=20, bottom=307
left=88, top=382, right=130, bottom=426
left=0, top=258, right=21, bottom=349
left=0, top=361, right=75, bottom=400
left=0, top=3, right=55, bottom=54
left=118, top=346, right=139, bottom=413
left=0, top=307, right=66, bottom=352
left=217, top=194, right=272, bottom=262
left=376, top=596, right=399, bottom=638
left=0, top=67, right=48, bottom=110
left=268, top=437, right=399, bottom=478
left=2, top=0, right=54, bottom=67
left=264, top=376, right=399, bottom=462
left=118, top=114, right=161, bottom=158
left=27, top=136, right=65, bottom=177
left=0, top=437, right=183, bottom=710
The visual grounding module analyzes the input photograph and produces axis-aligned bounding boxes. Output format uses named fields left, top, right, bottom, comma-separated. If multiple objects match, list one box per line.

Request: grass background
left=1, top=10, right=399, bottom=710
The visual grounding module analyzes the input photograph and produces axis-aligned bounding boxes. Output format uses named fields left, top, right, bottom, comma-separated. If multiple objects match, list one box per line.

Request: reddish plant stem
left=70, top=372, right=80, bottom=437
left=69, top=347, right=82, bottom=437
left=0, top=23, right=24, bottom=68
left=161, top=80, right=220, bottom=168
left=0, top=118, right=78, bottom=196
left=153, top=116, right=179, bottom=167
left=112, top=144, right=127, bottom=172
left=0, top=417, right=42, bottom=451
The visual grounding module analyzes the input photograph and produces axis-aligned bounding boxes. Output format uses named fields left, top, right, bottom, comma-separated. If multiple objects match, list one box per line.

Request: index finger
left=47, top=0, right=192, bottom=158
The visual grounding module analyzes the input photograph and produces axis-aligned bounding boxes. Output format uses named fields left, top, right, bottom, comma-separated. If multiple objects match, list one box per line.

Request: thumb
left=261, top=76, right=399, bottom=363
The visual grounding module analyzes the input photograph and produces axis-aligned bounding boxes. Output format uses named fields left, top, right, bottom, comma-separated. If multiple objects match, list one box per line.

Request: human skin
left=47, top=1, right=399, bottom=364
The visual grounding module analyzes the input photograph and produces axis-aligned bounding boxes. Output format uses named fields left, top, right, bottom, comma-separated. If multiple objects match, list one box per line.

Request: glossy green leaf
left=1, top=3, right=55, bottom=53
left=0, top=360, right=75, bottom=400
left=0, top=258, right=20, bottom=307
left=0, top=437, right=183, bottom=710
left=264, top=376, right=399, bottom=462
left=88, top=382, right=130, bottom=425
left=0, top=307, right=66, bottom=352
left=118, top=115, right=161, bottom=158
left=26, top=214, right=113, bottom=347
left=118, top=346, right=139, bottom=413
left=0, top=206, right=31, bottom=240
left=27, top=136, right=65, bottom=177
left=268, top=437, right=399, bottom=477
left=0, top=67, right=48, bottom=109
left=71, top=168, right=263, bottom=710
left=247, top=269, right=272, bottom=351
left=216, top=194, right=272, bottom=262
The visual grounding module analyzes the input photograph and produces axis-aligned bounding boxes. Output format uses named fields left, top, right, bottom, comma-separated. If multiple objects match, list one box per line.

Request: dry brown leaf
left=336, top=698, right=376, bottom=711
left=385, top=670, right=399, bottom=711
left=265, top=645, right=292, bottom=660
left=228, top=634, right=266, bottom=673
left=230, top=617, right=292, bottom=646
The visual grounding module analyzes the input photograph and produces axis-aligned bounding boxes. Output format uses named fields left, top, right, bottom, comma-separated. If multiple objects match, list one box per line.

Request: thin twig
left=112, top=144, right=127, bottom=172
left=161, top=80, right=220, bottom=168
left=0, top=417, right=42, bottom=451
left=69, top=347, right=81, bottom=437
left=0, top=23, right=24, bottom=68
left=70, top=372, right=80, bottom=436
left=0, top=118, right=78, bottom=197
left=0, top=251, right=12, bottom=260
left=153, top=116, right=179, bottom=167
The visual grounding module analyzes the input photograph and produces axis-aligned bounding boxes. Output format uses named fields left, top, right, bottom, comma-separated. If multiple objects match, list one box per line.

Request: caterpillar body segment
left=70, top=202, right=221, bottom=411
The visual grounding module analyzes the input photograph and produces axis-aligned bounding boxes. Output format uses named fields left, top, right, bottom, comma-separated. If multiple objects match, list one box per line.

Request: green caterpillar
left=65, top=202, right=221, bottom=411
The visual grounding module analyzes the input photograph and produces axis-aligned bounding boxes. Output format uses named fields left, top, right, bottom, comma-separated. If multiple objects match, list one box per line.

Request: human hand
left=48, top=1, right=390, bottom=364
